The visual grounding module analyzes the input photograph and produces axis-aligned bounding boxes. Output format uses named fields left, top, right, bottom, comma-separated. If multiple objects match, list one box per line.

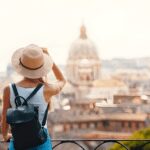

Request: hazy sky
left=0, top=0, right=150, bottom=71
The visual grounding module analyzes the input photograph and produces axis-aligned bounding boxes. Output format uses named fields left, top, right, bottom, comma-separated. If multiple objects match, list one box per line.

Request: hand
left=41, top=47, right=54, bottom=69
left=41, top=47, right=49, bottom=55
left=3, top=133, right=12, bottom=142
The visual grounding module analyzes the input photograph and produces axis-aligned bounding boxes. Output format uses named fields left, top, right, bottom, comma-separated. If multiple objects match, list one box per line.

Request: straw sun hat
left=11, top=44, right=53, bottom=79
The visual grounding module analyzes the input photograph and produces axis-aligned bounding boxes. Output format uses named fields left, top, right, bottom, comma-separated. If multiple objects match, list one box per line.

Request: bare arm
left=42, top=48, right=66, bottom=99
left=44, top=63, right=66, bottom=97
left=52, top=62, right=66, bottom=88
left=1, top=86, right=12, bottom=141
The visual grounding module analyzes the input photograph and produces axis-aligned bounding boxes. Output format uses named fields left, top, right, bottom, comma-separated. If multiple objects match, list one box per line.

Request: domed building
left=66, top=25, right=101, bottom=99
left=66, top=25, right=101, bottom=87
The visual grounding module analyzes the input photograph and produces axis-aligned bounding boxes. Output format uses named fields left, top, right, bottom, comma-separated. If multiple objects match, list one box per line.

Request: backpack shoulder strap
left=26, top=83, right=43, bottom=102
left=12, top=83, right=22, bottom=106
left=42, top=103, right=49, bottom=127
left=12, top=83, right=19, bottom=97
left=26, top=83, right=49, bottom=126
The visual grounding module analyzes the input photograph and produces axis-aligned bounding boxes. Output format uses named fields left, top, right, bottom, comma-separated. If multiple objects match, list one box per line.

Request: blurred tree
left=110, top=128, right=150, bottom=150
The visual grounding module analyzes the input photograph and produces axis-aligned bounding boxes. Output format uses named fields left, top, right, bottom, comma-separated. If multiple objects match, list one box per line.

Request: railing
left=51, top=139, right=150, bottom=150
left=1, top=139, right=150, bottom=150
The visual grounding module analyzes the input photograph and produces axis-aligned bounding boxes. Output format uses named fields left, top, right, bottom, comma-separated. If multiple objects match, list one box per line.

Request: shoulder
left=3, top=85, right=11, bottom=107
left=3, top=85, right=10, bottom=95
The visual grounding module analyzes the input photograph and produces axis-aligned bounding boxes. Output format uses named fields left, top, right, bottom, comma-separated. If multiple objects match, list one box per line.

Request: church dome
left=68, top=25, right=99, bottom=60
left=66, top=25, right=101, bottom=87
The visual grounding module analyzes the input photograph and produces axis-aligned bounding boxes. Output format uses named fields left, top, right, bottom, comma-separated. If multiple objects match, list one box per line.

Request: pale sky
left=0, top=0, right=150, bottom=71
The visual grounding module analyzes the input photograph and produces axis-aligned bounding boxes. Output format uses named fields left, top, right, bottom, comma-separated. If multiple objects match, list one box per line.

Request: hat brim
left=11, top=48, right=53, bottom=79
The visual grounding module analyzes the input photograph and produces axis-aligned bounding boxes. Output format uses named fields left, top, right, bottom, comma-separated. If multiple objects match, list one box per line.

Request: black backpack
left=6, top=83, right=49, bottom=150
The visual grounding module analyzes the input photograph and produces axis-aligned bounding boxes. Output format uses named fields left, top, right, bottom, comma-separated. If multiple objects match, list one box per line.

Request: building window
left=128, top=122, right=131, bottom=128
left=136, top=122, right=139, bottom=129
left=54, top=124, right=64, bottom=132
left=89, top=123, right=95, bottom=129
left=72, top=124, right=79, bottom=130
left=121, top=122, right=125, bottom=128
left=80, top=123, right=87, bottom=129
left=95, top=122, right=98, bottom=128
left=103, top=120, right=109, bottom=127
left=64, top=124, right=71, bottom=132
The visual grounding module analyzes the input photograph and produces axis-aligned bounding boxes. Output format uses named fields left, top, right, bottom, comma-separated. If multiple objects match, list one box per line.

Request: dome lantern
left=80, top=25, right=87, bottom=39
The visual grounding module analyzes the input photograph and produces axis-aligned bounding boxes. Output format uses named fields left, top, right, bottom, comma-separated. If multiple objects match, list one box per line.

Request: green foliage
left=110, top=128, right=150, bottom=150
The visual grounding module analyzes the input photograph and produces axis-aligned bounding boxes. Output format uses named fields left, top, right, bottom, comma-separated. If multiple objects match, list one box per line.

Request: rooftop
left=92, top=79, right=127, bottom=88
left=49, top=112, right=147, bottom=123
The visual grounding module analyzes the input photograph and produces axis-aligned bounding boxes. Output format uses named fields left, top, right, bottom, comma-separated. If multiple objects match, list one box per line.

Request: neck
left=24, top=77, right=44, bottom=83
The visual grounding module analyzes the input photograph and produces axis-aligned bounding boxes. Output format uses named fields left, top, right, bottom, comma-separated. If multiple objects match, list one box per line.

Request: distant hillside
left=58, top=57, right=150, bottom=73
left=101, top=57, right=150, bottom=70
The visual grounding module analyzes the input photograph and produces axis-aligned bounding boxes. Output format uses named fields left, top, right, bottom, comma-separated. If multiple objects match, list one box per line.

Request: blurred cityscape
left=1, top=25, right=150, bottom=149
